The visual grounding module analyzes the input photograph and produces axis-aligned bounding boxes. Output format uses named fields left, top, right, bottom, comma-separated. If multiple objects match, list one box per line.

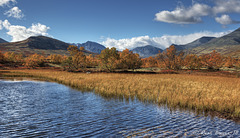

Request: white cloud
left=155, top=0, right=240, bottom=25
left=101, top=31, right=231, bottom=50
left=215, top=14, right=240, bottom=25
left=2, top=19, right=11, bottom=29
left=0, top=20, right=2, bottom=30
left=155, top=3, right=211, bottom=24
left=213, top=0, right=240, bottom=14
left=0, top=0, right=16, bottom=6
left=0, top=19, right=50, bottom=42
left=4, top=6, right=24, bottom=19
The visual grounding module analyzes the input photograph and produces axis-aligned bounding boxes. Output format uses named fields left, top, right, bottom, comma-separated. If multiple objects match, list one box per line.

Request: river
left=0, top=79, right=239, bottom=137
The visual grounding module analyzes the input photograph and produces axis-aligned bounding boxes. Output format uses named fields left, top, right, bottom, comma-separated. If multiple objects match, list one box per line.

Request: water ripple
left=0, top=80, right=239, bottom=137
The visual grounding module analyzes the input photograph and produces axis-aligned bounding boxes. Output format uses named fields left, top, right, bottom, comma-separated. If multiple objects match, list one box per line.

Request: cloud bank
left=0, top=20, right=50, bottom=42
left=4, top=6, right=24, bottom=19
left=101, top=31, right=231, bottom=51
left=155, top=0, right=240, bottom=25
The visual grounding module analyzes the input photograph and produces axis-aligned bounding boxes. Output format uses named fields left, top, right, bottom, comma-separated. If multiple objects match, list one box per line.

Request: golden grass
left=1, top=69, right=240, bottom=119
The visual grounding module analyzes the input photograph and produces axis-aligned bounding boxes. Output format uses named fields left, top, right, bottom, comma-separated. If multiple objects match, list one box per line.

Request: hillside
left=77, top=41, right=106, bottom=54
left=173, top=37, right=215, bottom=51
left=190, top=28, right=240, bottom=56
left=131, top=45, right=163, bottom=58
left=0, top=38, right=8, bottom=43
left=0, top=36, right=93, bottom=56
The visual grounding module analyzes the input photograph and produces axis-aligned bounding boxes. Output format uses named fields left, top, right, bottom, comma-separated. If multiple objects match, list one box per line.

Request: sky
left=0, top=0, right=240, bottom=50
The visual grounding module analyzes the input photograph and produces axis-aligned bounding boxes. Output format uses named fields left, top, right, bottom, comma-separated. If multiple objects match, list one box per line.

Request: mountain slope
left=200, top=28, right=240, bottom=47
left=0, top=38, right=8, bottom=43
left=27, top=36, right=69, bottom=50
left=0, top=36, right=93, bottom=56
left=78, top=41, right=106, bottom=54
left=131, top=45, right=163, bottom=58
left=190, top=28, right=240, bottom=56
left=172, top=36, right=216, bottom=51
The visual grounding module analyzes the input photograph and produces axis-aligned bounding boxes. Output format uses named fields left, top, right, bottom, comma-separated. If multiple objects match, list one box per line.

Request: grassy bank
left=1, top=69, right=240, bottom=120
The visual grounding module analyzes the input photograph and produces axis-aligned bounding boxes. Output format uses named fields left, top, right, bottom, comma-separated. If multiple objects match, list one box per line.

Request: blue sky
left=0, top=0, right=240, bottom=50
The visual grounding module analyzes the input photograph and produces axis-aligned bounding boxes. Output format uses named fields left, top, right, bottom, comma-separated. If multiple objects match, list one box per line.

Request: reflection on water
left=0, top=80, right=239, bottom=137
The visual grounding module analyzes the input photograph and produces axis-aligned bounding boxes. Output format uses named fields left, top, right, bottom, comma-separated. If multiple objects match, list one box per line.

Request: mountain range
left=0, top=38, right=8, bottom=43
left=131, top=45, right=163, bottom=58
left=0, top=27, right=240, bottom=57
left=71, top=41, right=106, bottom=54
left=0, top=36, right=93, bottom=56
left=189, top=28, right=240, bottom=56
left=172, top=37, right=216, bottom=52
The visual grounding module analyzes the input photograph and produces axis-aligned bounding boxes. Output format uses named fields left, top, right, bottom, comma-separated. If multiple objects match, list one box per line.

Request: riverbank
left=0, top=69, right=240, bottom=121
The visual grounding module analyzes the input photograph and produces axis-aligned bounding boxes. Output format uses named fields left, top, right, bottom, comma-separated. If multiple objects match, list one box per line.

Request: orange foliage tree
left=99, top=47, right=120, bottom=72
left=3, top=52, right=23, bottom=65
left=118, top=49, right=142, bottom=70
left=141, top=56, right=158, bottom=68
left=72, top=50, right=86, bottom=70
left=235, top=58, right=240, bottom=69
left=200, top=50, right=223, bottom=70
left=48, top=54, right=65, bottom=64
left=86, top=54, right=99, bottom=67
left=184, top=54, right=203, bottom=70
left=3, top=52, right=23, bottom=63
left=223, top=56, right=236, bottom=68
left=24, top=53, right=45, bottom=68
left=68, top=45, right=80, bottom=56
left=156, top=45, right=184, bottom=70
left=62, top=45, right=87, bottom=71
left=0, top=51, right=5, bottom=63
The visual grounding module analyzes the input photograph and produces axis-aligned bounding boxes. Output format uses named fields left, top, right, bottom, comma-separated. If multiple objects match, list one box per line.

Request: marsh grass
left=1, top=69, right=240, bottom=120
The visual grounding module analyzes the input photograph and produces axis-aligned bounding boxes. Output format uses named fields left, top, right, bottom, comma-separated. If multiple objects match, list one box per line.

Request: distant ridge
left=189, top=27, right=240, bottom=56
left=172, top=36, right=216, bottom=51
left=131, top=45, right=163, bottom=58
left=27, top=36, right=69, bottom=50
left=0, top=38, right=8, bottom=43
left=0, top=36, right=93, bottom=56
left=199, top=28, right=240, bottom=47
left=77, top=41, right=106, bottom=54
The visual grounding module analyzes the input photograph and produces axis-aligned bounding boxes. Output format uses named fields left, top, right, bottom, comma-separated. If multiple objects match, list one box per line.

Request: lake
left=0, top=79, right=239, bottom=137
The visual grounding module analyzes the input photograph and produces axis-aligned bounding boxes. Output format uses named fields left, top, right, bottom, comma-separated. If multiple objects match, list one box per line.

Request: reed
left=1, top=69, right=240, bottom=119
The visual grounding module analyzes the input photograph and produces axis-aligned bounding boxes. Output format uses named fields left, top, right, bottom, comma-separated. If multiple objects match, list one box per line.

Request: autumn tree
left=68, top=45, right=80, bottom=56
left=72, top=50, right=86, bottom=70
left=235, top=58, right=240, bottom=69
left=3, top=52, right=23, bottom=65
left=0, top=51, right=5, bottom=63
left=4, top=52, right=17, bottom=62
left=223, top=56, right=236, bottom=68
left=99, top=47, right=120, bottom=72
left=24, top=53, right=45, bottom=68
left=118, top=49, right=142, bottom=70
left=141, top=56, right=158, bottom=68
left=184, top=54, right=202, bottom=70
left=48, top=54, right=64, bottom=64
left=156, top=45, right=184, bottom=70
left=86, top=54, right=98, bottom=67
left=61, top=57, right=74, bottom=71
left=62, top=45, right=86, bottom=71
left=14, top=54, right=23, bottom=64
left=79, top=46, right=85, bottom=51
left=200, top=50, right=223, bottom=70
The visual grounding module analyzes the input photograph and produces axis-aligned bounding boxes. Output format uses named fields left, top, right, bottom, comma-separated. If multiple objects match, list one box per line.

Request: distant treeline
left=0, top=45, right=240, bottom=71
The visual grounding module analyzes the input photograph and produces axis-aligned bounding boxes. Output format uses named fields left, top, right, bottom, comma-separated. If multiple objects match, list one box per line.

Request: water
left=0, top=80, right=239, bottom=137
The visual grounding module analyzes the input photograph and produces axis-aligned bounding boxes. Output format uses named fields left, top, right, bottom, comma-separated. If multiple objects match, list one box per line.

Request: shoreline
left=0, top=69, right=239, bottom=122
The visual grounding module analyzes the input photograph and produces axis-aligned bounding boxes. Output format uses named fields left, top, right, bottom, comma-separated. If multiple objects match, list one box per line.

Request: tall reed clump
left=2, top=69, right=240, bottom=119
